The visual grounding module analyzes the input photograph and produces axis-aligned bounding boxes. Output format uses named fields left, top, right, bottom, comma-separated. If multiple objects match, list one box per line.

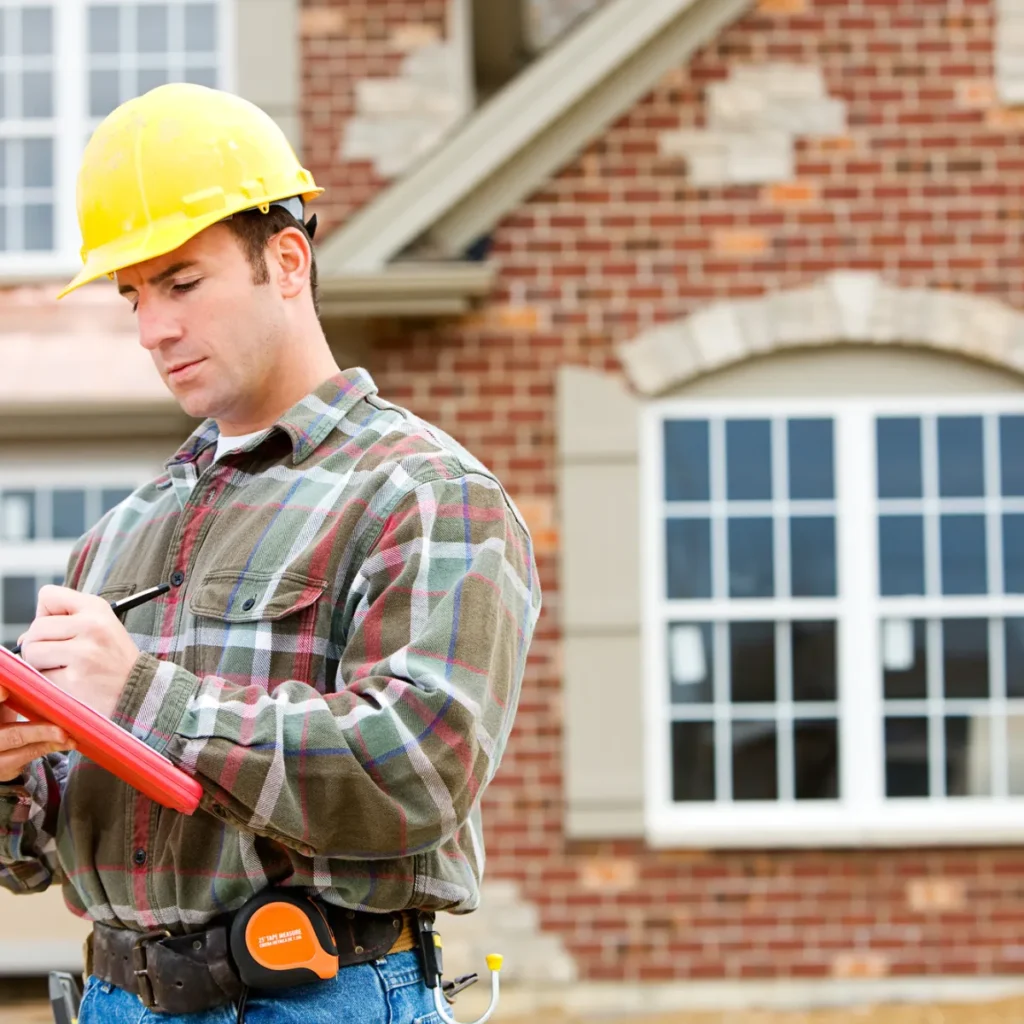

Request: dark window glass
left=664, top=420, right=709, bottom=502
left=726, top=420, right=771, bottom=501
left=794, top=720, right=839, bottom=800
left=666, top=519, right=711, bottom=600
left=885, top=717, right=930, bottom=798
left=729, top=622, right=775, bottom=703
left=877, top=418, right=923, bottom=499
left=671, top=721, right=715, bottom=802
left=732, top=721, right=777, bottom=801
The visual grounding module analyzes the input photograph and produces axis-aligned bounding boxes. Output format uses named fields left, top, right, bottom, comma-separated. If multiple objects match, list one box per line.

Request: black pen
left=11, top=583, right=171, bottom=656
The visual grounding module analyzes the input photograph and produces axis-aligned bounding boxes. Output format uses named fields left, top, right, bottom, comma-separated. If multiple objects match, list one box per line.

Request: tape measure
left=229, top=890, right=339, bottom=990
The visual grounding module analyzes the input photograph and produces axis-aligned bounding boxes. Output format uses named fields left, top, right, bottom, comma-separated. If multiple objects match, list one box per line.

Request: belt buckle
left=131, top=929, right=172, bottom=1009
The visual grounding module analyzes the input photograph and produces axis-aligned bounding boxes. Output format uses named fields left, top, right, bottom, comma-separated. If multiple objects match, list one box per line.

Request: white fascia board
left=318, top=0, right=752, bottom=273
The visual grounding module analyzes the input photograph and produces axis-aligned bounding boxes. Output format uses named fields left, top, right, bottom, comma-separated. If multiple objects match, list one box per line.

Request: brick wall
left=313, top=0, right=1024, bottom=983
left=301, top=0, right=453, bottom=234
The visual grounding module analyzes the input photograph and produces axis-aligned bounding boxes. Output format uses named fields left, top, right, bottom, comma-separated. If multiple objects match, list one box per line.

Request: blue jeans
left=77, top=949, right=441, bottom=1024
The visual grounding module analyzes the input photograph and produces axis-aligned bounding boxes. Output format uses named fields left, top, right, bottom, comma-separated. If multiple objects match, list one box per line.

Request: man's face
left=115, top=224, right=284, bottom=427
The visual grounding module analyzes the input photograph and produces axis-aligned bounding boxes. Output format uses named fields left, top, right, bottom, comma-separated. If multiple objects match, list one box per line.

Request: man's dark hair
left=223, top=206, right=319, bottom=316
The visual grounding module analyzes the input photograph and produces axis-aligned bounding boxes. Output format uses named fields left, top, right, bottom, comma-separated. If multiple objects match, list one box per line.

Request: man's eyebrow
left=117, top=261, right=197, bottom=296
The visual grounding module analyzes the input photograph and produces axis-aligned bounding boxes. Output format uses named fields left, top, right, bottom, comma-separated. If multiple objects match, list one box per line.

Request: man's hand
left=17, top=586, right=141, bottom=720
left=0, top=684, right=75, bottom=783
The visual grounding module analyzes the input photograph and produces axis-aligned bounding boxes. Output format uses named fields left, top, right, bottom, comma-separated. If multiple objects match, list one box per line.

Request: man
left=0, top=83, right=540, bottom=1023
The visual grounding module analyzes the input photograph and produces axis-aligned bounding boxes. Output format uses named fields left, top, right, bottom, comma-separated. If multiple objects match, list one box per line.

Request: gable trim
left=619, top=272, right=1024, bottom=395
left=317, top=0, right=755, bottom=274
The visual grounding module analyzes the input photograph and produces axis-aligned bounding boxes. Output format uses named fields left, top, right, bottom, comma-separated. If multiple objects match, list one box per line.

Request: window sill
left=646, top=800, right=1024, bottom=848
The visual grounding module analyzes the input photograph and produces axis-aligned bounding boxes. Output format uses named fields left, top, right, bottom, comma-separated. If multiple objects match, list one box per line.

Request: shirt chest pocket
left=188, top=569, right=329, bottom=685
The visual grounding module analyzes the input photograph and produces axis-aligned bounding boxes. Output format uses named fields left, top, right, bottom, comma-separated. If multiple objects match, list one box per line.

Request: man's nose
left=135, top=295, right=184, bottom=351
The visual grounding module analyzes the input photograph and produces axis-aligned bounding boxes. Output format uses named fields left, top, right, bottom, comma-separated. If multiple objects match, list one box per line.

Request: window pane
left=878, top=515, right=925, bottom=596
left=938, top=416, right=985, bottom=498
left=788, top=418, right=834, bottom=500
left=726, top=420, right=771, bottom=501
left=23, top=203, right=52, bottom=250
left=728, top=517, right=774, bottom=598
left=1, top=576, right=36, bottom=625
left=790, top=516, right=836, bottom=598
left=792, top=620, right=837, bottom=702
left=664, top=420, right=708, bottom=502
left=21, top=6, right=51, bottom=55
left=1001, top=417, right=1024, bottom=497
left=52, top=489, right=86, bottom=540
left=729, top=621, right=775, bottom=703
left=21, top=71, right=52, bottom=118
left=22, top=137, right=52, bottom=188
left=1008, top=618, right=1024, bottom=699
left=88, top=5, right=119, bottom=53
left=668, top=622, right=713, bottom=704
left=794, top=720, right=838, bottom=800
left=883, top=619, right=927, bottom=699
left=137, top=67, right=168, bottom=94
left=877, top=417, right=923, bottom=499
left=0, top=142, right=6, bottom=188
left=185, top=3, right=217, bottom=50
left=0, top=207, right=9, bottom=251
left=942, top=619, right=989, bottom=699
left=1, top=491, right=35, bottom=541
left=1005, top=514, right=1024, bottom=594
left=184, top=65, right=217, bottom=88
left=946, top=716, right=990, bottom=797
left=666, top=519, right=711, bottom=600
left=100, top=487, right=132, bottom=514
left=885, top=717, right=929, bottom=797
left=941, top=514, right=987, bottom=595
left=138, top=4, right=168, bottom=52
left=671, top=721, right=714, bottom=801
left=90, top=69, right=120, bottom=117
left=732, top=721, right=777, bottom=801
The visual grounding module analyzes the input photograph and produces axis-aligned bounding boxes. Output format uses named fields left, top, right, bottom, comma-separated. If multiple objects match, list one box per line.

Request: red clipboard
left=0, top=646, right=203, bottom=815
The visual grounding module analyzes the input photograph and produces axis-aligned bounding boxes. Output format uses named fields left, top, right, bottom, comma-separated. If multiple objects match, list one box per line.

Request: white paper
left=670, top=624, right=707, bottom=686
left=883, top=618, right=914, bottom=672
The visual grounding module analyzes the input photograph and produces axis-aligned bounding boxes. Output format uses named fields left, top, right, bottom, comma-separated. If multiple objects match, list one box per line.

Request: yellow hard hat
left=58, top=82, right=322, bottom=299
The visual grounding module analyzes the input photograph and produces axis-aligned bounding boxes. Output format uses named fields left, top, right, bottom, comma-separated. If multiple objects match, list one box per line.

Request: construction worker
left=0, top=83, right=540, bottom=1023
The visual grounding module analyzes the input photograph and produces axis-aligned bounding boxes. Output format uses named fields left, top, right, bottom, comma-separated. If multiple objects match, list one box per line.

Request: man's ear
left=268, top=226, right=311, bottom=301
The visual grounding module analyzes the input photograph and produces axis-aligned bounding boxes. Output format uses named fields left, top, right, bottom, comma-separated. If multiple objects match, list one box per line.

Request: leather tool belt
left=87, top=905, right=419, bottom=1015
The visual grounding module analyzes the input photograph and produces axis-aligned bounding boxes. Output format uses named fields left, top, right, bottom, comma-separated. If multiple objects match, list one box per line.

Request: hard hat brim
left=57, top=186, right=324, bottom=301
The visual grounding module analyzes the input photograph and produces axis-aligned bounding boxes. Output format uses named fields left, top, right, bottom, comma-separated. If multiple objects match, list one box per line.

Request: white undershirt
left=213, top=429, right=266, bottom=463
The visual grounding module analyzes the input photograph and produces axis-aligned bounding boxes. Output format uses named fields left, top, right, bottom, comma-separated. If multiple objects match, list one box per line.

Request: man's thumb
left=34, top=584, right=85, bottom=619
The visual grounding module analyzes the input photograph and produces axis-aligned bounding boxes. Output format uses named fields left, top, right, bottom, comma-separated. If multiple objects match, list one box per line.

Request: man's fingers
left=0, top=685, right=7, bottom=701
left=0, top=722, right=68, bottom=750
left=18, top=639, right=74, bottom=674
left=35, top=585, right=93, bottom=619
left=0, top=741, right=72, bottom=782
left=18, top=615, right=80, bottom=647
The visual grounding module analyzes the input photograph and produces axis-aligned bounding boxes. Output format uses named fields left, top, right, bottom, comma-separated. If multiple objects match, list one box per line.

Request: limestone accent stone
left=439, top=879, right=578, bottom=986
left=997, top=0, right=1024, bottom=105
left=660, top=64, right=847, bottom=186
left=342, top=41, right=467, bottom=178
left=618, top=272, right=1024, bottom=396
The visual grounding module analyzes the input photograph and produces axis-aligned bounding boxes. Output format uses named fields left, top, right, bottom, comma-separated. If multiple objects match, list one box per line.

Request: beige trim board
left=319, top=263, right=497, bottom=318
left=319, top=0, right=755, bottom=272
left=0, top=403, right=195, bottom=442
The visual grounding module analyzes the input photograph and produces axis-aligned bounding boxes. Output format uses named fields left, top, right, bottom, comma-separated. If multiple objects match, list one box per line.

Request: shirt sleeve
left=112, top=473, right=542, bottom=859
left=0, top=754, right=69, bottom=893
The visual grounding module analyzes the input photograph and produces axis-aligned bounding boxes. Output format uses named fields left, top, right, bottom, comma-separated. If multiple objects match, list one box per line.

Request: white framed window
left=0, top=463, right=153, bottom=648
left=0, top=0, right=234, bottom=277
left=641, top=397, right=1024, bottom=847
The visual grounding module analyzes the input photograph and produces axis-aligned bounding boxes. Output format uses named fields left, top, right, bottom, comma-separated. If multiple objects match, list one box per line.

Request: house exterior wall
left=301, top=0, right=1024, bottom=984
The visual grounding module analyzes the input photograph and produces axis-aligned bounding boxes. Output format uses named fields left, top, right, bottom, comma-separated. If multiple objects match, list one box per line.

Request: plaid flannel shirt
left=0, top=369, right=540, bottom=932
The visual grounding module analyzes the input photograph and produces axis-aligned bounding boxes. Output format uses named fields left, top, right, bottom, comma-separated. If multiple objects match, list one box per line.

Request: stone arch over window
left=617, top=272, right=1024, bottom=397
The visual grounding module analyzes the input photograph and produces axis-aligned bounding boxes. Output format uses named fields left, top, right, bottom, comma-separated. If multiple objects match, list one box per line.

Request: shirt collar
left=165, top=368, right=379, bottom=470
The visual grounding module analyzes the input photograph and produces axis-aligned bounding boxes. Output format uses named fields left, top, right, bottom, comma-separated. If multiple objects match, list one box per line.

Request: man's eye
left=173, top=280, right=201, bottom=294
